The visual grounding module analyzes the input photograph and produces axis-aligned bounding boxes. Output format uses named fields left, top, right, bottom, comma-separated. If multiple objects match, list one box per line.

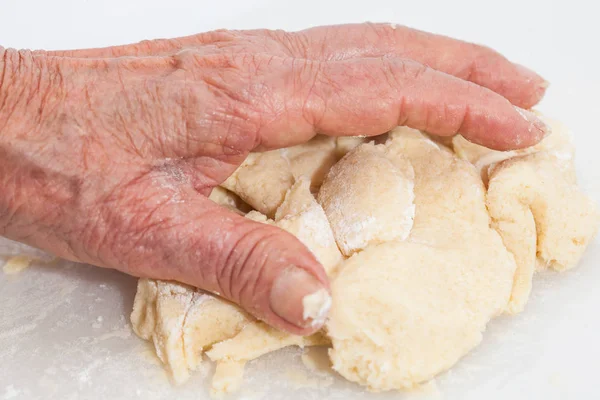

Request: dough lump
left=222, top=135, right=340, bottom=216
left=487, top=152, right=600, bottom=312
left=131, top=116, right=598, bottom=394
left=130, top=279, right=252, bottom=384
left=318, top=142, right=415, bottom=256
left=326, top=128, right=517, bottom=390
left=132, top=176, right=341, bottom=387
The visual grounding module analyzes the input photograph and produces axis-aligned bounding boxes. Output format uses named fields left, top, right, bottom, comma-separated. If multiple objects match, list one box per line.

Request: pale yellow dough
left=318, top=142, right=415, bottom=256
left=326, top=128, right=516, bottom=390
left=131, top=176, right=341, bottom=388
left=131, top=117, right=598, bottom=394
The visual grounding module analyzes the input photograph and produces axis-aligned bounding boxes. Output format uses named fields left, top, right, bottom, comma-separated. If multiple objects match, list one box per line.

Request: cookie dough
left=131, top=116, right=598, bottom=394
left=318, top=142, right=415, bottom=256
left=132, top=176, right=341, bottom=386
left=326, top=128, right=516, bottom=390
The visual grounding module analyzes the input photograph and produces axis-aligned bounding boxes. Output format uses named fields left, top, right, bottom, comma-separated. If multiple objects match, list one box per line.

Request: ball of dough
left=318, top=142, right=415, bottom=256
left=131, top=119, right=598, bottom=394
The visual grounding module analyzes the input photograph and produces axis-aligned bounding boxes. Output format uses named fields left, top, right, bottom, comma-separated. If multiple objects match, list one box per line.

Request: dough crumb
left=3, top=256, right=34, bottom=275
left=210, top=359, right=246, bottom=397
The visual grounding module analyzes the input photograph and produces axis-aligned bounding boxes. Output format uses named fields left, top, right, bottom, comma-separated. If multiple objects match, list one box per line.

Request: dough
left=130, top=279, right=252, bottom=384
left=222, top=136, right=340, bottom=216
left=204, top=177, right=341, bottom=392
left=452, top=115, right=576, bottom=182
left=326, top=128, right=517, bottom=390
left=207, top=321, right=328, bottom=364
left=327, top=241, right=514, bottom=390
left=132, top=176, right=341, bottom=387
left=335, top=136, right=368, bottom=158
left=131, top=116, right=598, bottom=394
left=318, top=142, right=415, bottom=256
left=248, top=177, right=343, bottom=276
left=208, top=186, right=252, bottom=214
left=451, top=117, right=597, bottom=313
left=282, top=135, right=338, bottom=191
left=222, top=149, right=293, bottom=217
left=487, top=152, right=600, bottom=312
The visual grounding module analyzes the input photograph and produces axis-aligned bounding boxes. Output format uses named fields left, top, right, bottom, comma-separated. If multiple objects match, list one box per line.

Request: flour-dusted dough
left=222, top=136, right=340, bottom=216
left=132, top=176, right=342, bottom=389
left=335, top=136, right=368, bottom=158
left=487, top=152, right=599, bottom=313
left=326, top=128, right=517, bottom=390
left=206, top=178, right=342, bottom=393
left=451, top=117, right=598, bottom=313
left=318, top=143, right=415, bottom=256
left=130, top=279, right=252, bottom=384
left=282, top=135, right=338, bottom=191
left=207, top=321, right=328, bottom=364
left=208, top=186, right=252, bottom=215
left=222, top=150, right=293, bottom=217
left=249, top=177, right=343, bottom=276
left=131, top=116, right=598, bottom=394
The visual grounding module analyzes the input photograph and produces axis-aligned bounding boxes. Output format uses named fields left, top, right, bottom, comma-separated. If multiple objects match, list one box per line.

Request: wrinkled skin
left=0, top=23, right=548, bottom=335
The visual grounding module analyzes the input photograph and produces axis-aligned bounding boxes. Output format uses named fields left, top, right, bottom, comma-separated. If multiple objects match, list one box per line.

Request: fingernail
left=270, top=266, right=331, bottom=330
left=515, top=106, right=552, bottom=138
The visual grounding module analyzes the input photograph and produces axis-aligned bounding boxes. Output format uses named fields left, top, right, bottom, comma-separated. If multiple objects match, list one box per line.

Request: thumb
left=110, top=185, right=331, bottom=336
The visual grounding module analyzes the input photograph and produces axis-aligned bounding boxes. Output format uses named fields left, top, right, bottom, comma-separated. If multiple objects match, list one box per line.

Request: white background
left=1, top=1, right=599, bottom=399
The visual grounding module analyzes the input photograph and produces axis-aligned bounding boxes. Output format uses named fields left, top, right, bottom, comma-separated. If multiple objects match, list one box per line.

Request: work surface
left=1, top=0, right=599, bottom=399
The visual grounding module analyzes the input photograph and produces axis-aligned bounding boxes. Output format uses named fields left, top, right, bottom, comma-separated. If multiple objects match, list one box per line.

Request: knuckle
left=381, top=58, right=430, bottom=89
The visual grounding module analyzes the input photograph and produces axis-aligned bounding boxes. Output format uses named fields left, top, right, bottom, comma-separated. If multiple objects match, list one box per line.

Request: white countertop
left=1, top=0, right=599, bottom=399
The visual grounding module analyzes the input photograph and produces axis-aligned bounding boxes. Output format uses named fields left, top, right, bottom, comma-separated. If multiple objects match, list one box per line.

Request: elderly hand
left=0, top=23, right=548, bottom=335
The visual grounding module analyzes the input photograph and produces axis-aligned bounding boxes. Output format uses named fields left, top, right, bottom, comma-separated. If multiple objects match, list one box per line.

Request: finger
left=253, top=56, right=549, bottom=151
left=287, top=23, right=547, bottom=109
left=87, top=178, right=330, bottom=336
left=41, top=30, right=237, bottom=58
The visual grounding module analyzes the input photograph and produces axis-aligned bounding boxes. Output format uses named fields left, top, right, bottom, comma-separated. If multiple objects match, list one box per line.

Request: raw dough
left=487, top=152, right=600, bottom=312
left=208, top=186, right=252, bottom=214
left=326, top=128, right=517, bottom=390
left=131, top=116, right=598, bottom=394
left=452, top=115, right=576, bottom=182
left=318, top=142, right=415, bottom=256
left=282, top=135, right=338, bottom=191
left=335, top=136, right=368, bottom=158
left=222, top=135, right=340, bottom=216
left=132, top=176, right=341, bottom=387
left=130, top=279, right=252, bottom=384
left=222, top=149, right=293, bottom=217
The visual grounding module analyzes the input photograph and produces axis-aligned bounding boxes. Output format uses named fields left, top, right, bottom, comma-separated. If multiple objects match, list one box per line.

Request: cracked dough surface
left=131, top=120, right=599, bottom=394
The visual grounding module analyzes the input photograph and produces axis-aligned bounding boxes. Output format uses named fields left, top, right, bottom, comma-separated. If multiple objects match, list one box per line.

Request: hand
left=0, top=23, right=548, bottom=335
